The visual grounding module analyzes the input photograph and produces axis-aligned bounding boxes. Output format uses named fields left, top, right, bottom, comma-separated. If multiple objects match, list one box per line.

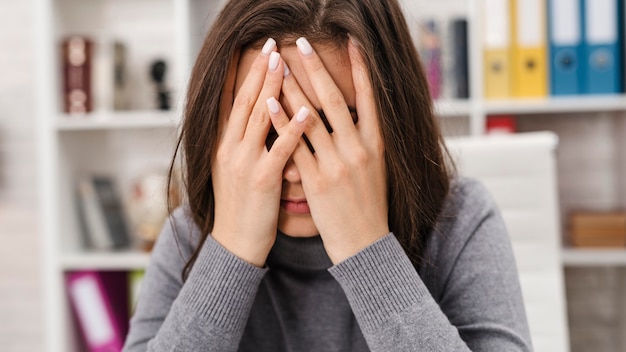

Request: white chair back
left=446, top=131, right=570, bottom=352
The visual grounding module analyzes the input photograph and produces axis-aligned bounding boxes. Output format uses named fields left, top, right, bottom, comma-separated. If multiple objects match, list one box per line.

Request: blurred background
left=0, top=0, right=42, bottom=351
left=2, top=0, right=626, bottom=351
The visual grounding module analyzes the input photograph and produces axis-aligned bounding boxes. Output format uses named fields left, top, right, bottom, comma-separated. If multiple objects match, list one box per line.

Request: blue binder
left=548, top=0, right=585, bottom=95
left=582, top=0, right=622, bottom=94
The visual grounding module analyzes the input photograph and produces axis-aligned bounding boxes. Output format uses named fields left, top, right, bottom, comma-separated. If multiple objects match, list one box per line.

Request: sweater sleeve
left=328, top=182, right=533, bottom=351
left=123, top=208, right=267, bottom=352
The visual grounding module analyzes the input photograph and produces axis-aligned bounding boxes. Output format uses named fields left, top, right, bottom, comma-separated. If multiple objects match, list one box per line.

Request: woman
left=124, top=0, right=533, bottom=351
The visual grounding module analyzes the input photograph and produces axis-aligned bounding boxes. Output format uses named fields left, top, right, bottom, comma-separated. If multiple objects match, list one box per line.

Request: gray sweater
left=123, top=178, right=533, bottom=351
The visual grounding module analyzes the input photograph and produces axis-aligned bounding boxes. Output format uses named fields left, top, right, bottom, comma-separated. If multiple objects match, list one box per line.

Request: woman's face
left=234, top=42, right=356, bottom=237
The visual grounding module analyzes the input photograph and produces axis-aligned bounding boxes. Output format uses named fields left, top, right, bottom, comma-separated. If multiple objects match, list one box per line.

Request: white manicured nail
left=296, top=37, right=313, bottom=56
left=269, top=52, right=280, bottom=71
left=295, top=106, right=309, bottom=123
left=266, top=97, right=280, bottom=114
left=348, top=34, right=359, bottom=47
left=261, top=38, right=276, bottom=56
left=284, top=63, right=291, bottom=77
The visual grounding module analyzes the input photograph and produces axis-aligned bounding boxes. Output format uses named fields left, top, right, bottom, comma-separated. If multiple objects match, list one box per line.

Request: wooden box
left=569, top=212, right=626, bottom=247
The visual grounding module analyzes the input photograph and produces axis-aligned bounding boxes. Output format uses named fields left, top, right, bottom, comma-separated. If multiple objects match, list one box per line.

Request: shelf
left=434, top=99, right=472, bottom=117
left=484, top=95, right=626, bottom=115
left=59, top=250, right=152, bottom=270
left=56, top=110, right=181, bottom=131
left=561, top=248, right=626, bottom=267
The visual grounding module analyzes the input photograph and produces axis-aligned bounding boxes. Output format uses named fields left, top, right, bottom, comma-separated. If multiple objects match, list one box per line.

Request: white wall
left=0, top=0, right=44, bottom=350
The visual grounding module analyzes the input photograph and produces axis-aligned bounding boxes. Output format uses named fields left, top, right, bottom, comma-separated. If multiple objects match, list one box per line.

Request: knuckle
left=308, top=59, right=325, bottom=73
left=269, top=144, right=291, bottom=161
left=350, top=147, right=369, bottom=165
left=253, top=169, right=278, bottom=190
left=326, top=91, right=345, bottom=110
left=215, top=147, right=229, bottom=164
left=306, top=113, right=323, bottom=129
left=310, top=174, right=328, bottom=193
left=249, top=108, right=268, bottom=126
left=233, top=94, right=255, bottom=110
left=328, top=163, right=348, bottom=183
left=285, top=123, right=301, bottom=139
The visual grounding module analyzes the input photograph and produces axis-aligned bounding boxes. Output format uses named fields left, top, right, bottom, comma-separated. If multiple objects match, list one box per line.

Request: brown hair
left=169, top=0, right=453, bottom=281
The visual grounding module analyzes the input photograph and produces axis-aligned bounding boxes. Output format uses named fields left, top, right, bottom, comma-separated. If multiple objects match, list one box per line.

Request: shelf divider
left=562, top=248, right=626, bottom=266
left=60, top=250, right=152, bottom=271
left=56, top=110, right=182, bottom=131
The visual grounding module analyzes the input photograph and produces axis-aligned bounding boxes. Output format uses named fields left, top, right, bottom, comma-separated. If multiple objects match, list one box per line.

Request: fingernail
left=296, top=37, right=313, bottom=56
left=269, top=52, right=280, bottom=71
left=295, top=106, right=309, bottom=123
left=261, top=38, right=276, bottom=56
left=348, top=34, right=359, bottom=47
left=266, top=97, right=280, bottom=114
left=283, top=63, right=291, bottom=77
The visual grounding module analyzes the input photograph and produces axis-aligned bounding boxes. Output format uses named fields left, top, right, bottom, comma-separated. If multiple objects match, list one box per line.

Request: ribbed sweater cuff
left=178, top=235, right=267, bottom=332
left=328, top=233, right=429, bottom=334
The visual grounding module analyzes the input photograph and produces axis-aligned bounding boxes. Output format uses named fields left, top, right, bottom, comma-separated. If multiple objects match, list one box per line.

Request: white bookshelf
left=434, top=99, right=472, bottom=117
left=483, top=96, right=626, bottom=115
left=35, top=0, right=224, bottom=350
left=35, top=0, right=626, bottom=351
left=562, top=248, right=626, bottom=267
left=56, top=110, right=181, bottom=131
left=59, top=251, right=152, bottom=270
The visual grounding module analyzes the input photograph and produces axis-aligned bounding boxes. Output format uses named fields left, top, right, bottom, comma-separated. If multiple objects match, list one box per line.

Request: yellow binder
left=484, top=0, right=513, bottom=99
left=511, top=0, right=548, bottom=97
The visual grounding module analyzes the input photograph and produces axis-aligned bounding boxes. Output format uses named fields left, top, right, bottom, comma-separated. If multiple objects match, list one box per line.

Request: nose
left=283, top=157, right=301, bottom=183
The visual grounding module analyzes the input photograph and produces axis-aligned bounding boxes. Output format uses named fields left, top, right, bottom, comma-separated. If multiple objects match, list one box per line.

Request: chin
left=277, top=213, right=319, bottom=237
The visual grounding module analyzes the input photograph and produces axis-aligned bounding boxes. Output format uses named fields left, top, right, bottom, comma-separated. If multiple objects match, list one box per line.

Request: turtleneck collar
left=266, top=231, right=333, bottom=271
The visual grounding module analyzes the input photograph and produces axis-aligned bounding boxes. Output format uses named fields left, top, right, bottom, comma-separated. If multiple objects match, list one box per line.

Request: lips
left=280, top=198, right=310, bottom=214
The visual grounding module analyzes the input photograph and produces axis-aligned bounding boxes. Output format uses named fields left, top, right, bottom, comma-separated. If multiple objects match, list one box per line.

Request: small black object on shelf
left=150, top=59, right=170, bottom=110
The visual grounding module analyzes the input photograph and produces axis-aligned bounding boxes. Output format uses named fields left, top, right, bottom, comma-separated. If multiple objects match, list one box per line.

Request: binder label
left=485, top=0, right=510, bottom=47
left=586, top=0, right=617, bottom=43
left=517, top=0, right=544, bottom=46
left=70, top=276, right=115, bottom=346
left=551, top=0, right=581, bottom=45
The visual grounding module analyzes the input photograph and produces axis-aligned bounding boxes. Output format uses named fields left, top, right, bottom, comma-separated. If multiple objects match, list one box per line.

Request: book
left=486, top=115, right=517, bottom=134
left=420, top=20, right=443, bottom=99
left=483, top=0, right=513, bottom=99
left=66, top=271, right=130, bottom=352
left=76, top=176, right=132, bottom=251
left=569, top=211, right=626, bottom=247
left=450, top=18, right=469, bottom=99
left=511, top=0, right=548, bottom=97
left=62, top=36, right=93, bottom=114
left=113, top=42, right=130, bottom=110
left=128, top=270, right=145, bottom=314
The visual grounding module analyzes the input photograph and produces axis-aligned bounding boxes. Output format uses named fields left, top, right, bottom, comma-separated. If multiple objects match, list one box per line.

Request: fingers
left=348, top=37, right=380, bottom=141
left=281, top=65, right=334, bottom=154
left=242, top=50, right=286, bottom=147
left=295, top=37, right=355, bottom=135
left=265, top=97, right=315, bottom=172
left=223, top=38, right=277, bottom=145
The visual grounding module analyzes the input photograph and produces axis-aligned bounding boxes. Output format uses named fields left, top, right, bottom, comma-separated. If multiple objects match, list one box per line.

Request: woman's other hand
left=277, top=37, right=389, bottom=264
left=211, top=39, right=308, bottom=267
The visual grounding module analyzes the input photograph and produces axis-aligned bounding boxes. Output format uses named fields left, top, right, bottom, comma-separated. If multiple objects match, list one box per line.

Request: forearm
left=328, top=233, right=529, bottom=352
left=127, top=236, right=267, bottom=352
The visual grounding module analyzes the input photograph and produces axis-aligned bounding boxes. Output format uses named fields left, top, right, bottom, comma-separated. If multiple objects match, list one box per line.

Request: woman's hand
left=273, top=37, right=389, bottom=264
left=211, top=39, right=308, bottom=267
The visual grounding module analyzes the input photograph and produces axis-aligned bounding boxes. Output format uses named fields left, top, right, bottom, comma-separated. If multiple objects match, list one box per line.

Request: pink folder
left=66, top=271, right=129, bottom=352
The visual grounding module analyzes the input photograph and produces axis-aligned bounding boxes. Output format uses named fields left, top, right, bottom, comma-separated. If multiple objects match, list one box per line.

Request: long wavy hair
left=169, top=0, right=453, bottom=281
